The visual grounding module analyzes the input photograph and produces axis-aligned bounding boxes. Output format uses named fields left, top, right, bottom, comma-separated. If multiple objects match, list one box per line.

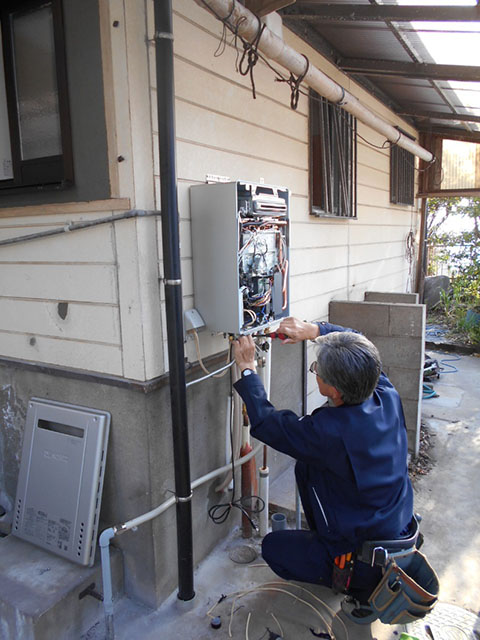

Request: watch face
left=242, top=369, right=253, bottom=377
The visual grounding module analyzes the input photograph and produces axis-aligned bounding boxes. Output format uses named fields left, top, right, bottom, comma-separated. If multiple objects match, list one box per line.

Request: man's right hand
left=277, top=317, right=320, bottom=344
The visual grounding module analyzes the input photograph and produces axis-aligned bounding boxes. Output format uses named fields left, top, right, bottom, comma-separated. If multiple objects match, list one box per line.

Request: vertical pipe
left=99, top=528, right=116, bottom=639
left=257, top=339, right=272, bottom=537
left=154, top=0, right=194, bottom=601
left=241, top=424, right=253, bottom=538
left=296, top=340, right=308, bottom=530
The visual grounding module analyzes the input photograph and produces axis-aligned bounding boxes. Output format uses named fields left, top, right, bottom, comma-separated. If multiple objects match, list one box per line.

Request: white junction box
left=13, top=398, right=110, bottom=566
left=190, top=180, right=290, bottom=334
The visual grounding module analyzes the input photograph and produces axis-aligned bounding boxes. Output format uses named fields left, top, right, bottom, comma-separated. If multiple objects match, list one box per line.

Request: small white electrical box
left=190, top=180, right=290, bottom=334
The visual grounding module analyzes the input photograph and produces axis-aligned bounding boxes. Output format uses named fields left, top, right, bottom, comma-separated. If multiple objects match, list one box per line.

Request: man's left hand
left=233, top=335, right=257, bottom=373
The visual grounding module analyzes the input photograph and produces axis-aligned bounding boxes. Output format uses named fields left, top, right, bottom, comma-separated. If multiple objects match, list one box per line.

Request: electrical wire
left=207, top=360, right=265, bottom=529
left=226, top=586, right=337, bottom=639
left=192, top=329, right=232, bottom=378
left=271, top=612, right=283, bottom=638
left=245, top=611, right=251, bottom=640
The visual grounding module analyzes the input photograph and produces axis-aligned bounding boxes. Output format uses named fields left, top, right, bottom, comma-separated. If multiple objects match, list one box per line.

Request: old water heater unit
left=190, top=180, right=290, bottom=334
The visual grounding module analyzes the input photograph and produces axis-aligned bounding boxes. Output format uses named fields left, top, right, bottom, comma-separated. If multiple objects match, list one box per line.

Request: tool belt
left=357, top=514, right=422, bottom=566
left=367, top=549, right=439, bottom=624
left=358, top=517, right=439, bottom=625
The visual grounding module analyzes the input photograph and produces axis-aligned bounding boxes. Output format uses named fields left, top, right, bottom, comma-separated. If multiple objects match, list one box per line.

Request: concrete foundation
left=329, top=297, right=426, bottom=455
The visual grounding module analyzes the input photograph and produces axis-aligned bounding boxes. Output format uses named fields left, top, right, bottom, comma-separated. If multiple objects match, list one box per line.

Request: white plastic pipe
left=194, top=0, right=434, bottom=162
left=259, top=466, right=270, bottom=537
left=257, top=337, right=272, bottom=536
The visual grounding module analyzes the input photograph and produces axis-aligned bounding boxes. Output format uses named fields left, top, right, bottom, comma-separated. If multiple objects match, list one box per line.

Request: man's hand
left=233, top=335, right=257, bottom=372
left=277, top=317, right=320, bottom=344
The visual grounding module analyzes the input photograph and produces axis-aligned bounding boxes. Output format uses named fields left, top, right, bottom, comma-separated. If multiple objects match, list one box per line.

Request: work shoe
left=341, top=596, right=378, bottom=625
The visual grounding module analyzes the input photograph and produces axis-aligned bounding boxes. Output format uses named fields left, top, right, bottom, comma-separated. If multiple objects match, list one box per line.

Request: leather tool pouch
left=368, top=550, right=439, bottom=625
left=332, top=555, right=355, bottom=594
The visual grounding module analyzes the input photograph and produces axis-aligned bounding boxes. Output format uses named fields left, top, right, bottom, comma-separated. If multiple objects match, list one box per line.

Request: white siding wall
left=153, top=0, right=421, bottom=377
left=0, top=202, right=129, bottom=376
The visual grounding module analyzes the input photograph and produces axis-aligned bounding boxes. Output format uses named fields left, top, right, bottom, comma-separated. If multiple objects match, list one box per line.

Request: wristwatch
left=241, top=368, right=254, bottom=377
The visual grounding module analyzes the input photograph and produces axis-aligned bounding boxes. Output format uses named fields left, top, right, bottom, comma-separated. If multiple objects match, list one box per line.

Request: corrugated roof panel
left=313, top=23, right=413, bottom=60
left=374, top=79, right=445, bottom=104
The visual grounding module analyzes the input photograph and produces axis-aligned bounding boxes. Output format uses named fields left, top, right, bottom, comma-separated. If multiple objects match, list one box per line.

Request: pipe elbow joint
left=99, top=527, right=116, bottom=548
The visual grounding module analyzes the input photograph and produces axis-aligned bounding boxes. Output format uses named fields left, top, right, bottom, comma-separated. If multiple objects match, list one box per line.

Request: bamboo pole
left=194, top=0, right=434, bottom=163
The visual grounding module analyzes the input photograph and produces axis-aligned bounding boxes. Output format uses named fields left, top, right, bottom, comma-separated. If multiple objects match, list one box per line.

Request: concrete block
left=329, top=301, right=390, bottom=337
left=0, top=535, right=123, bottom=640
left=374, top=336, right=424, bottom=370
left=388, top=367, right=423, bottom=401
left=389, top=304, right=426, bottom=338
left=365, top=291, right=419, bottom=304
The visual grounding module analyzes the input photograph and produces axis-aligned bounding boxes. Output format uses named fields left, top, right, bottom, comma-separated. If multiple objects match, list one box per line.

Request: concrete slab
left=84, top=532, right=406, bottom=640
left=417, top=351, right=480, bottom=616
left=82, top=350, right=480, bottom=640
left=0, top=536, right=123, bottom=640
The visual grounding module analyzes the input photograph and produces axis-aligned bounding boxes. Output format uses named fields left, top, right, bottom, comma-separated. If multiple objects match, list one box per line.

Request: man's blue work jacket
left=233, top=322, right=414, bottom=553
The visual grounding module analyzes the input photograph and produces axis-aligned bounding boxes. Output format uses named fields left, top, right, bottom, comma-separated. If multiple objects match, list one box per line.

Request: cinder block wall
left=365, top=291, right=419, bottom=304
left=328, top=299, right=426, bottom=456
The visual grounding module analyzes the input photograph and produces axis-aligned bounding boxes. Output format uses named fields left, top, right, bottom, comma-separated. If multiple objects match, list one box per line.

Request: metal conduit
left=194, top=0, right=434, bottom=163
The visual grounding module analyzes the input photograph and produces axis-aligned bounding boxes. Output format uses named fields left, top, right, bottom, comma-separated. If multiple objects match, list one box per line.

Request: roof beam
left=245, top=0, right=295, bottom=18
left=417, top=126, right=480, bottom=144
left=281, top=3, right=480, bottom=22
left=338, top=59, right=480, bottom=82
left=400, top=110, right=480, bottom=125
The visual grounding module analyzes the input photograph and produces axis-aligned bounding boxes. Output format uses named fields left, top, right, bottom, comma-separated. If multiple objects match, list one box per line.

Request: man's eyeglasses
left=309, top=361, right=318, bottom=376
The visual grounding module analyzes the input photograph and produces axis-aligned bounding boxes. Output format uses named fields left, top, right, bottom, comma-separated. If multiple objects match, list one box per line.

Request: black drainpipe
left=154, top=0, right=195, bottom=602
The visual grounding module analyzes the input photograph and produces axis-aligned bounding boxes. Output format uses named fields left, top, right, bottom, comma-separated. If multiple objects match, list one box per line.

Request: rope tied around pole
left=238, top=14, right=266, bottom=99
left=275, top=54, right=310, bottom=110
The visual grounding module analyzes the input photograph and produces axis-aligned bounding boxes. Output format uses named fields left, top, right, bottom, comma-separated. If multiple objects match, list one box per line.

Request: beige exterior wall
left=162, top=0, right=421, bottom=377
left=0, top=0, right=421, bottom=383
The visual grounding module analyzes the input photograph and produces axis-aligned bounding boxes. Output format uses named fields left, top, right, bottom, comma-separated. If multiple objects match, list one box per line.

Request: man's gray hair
left=316, top=331, right=381, bottom=405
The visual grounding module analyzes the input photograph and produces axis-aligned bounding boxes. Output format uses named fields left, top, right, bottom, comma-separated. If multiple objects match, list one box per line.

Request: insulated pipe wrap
left=195, top=0, right=434, bottom=162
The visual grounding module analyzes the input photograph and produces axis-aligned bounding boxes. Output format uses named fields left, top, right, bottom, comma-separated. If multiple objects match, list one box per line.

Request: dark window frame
left=309, top=90, right=357, bottom=219
left=0, top=0, right=73, bottom=193
left=390, top=129, right=415, bottom=206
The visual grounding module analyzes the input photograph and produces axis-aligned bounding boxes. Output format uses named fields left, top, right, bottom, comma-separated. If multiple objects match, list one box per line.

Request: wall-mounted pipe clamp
left=176, top=492, right=193, bottom=503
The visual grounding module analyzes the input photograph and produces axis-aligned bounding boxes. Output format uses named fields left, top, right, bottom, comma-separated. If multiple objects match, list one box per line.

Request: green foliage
left=428, top=197, right=480, bottom=345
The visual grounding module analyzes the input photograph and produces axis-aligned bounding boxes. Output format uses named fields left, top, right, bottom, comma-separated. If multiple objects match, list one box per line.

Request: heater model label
left=24, top=507, right=72, bottom=550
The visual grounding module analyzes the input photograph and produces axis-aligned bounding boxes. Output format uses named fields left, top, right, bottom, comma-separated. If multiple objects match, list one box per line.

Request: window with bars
left=0, top=0, right=73, bottom=191
left=309, top=90, right=357, bottom=219
left=390, top=142, right=415, bottom=206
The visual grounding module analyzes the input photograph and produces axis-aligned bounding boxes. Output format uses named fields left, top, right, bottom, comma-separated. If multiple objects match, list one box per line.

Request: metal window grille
left=310, top=90, right=357, bottom=218
left=390, top=144, right=415, bottom=205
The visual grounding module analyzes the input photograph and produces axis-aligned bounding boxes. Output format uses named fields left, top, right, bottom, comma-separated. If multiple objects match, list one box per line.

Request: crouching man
left=233, top=317, right=414, bottom=622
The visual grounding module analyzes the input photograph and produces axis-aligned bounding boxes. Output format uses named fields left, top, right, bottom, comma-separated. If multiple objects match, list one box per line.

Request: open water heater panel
left=190, top=181, right=290, bottom=334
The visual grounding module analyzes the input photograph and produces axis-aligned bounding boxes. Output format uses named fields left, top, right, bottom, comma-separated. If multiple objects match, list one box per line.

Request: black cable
left=238, top=15, right=266, bottom=99
left=207, top=345, right=265, bottom=529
